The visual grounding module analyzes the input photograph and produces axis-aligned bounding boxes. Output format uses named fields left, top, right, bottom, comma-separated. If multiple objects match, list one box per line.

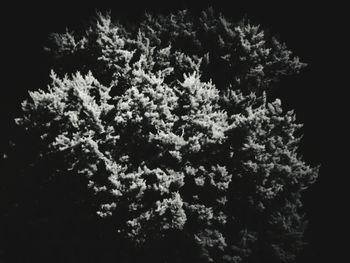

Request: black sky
left=1, top=1, right=346, bottom=262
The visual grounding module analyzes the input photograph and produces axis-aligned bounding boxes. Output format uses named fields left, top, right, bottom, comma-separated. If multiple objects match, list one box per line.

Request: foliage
left=13, top=8, right=318, bottom=263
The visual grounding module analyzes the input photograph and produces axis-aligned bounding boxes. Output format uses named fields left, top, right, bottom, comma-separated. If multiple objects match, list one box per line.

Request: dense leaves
left=12, top=9, right=318, bottom=263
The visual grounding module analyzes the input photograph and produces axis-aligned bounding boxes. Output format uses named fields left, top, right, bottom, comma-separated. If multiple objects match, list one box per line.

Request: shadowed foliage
left=2, top=8, right=318, bottom=263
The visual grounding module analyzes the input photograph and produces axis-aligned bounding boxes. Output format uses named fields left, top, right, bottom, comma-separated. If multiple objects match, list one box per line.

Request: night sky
left=1, top=1, right=346, bottom=262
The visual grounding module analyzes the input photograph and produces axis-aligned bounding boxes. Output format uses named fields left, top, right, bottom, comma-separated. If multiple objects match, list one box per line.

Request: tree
left=11, top=8, right=318, bottom=263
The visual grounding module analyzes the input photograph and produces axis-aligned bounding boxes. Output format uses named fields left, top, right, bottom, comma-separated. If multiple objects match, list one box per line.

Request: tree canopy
left=7, top=8, right=318, bottom=263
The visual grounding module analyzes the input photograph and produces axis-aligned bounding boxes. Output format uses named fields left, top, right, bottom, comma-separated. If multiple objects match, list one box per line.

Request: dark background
left=1, top=1, right=346, bottom=262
